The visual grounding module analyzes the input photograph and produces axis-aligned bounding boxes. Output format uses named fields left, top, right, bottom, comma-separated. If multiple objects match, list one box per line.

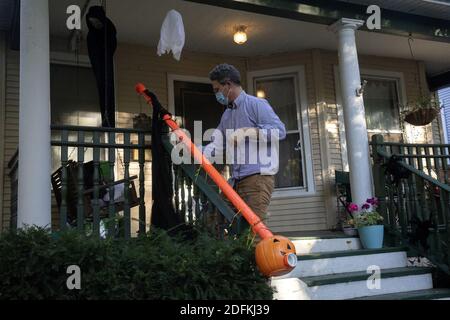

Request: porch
left=2, top=0, right=450, bottom=234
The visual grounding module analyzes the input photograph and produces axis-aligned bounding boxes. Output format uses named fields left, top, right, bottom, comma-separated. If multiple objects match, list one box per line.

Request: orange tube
left=136, top=83, right=273, bottom=239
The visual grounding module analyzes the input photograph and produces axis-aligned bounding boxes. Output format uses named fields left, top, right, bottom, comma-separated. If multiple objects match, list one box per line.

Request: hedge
left=0, top=226, right=273, bottom=300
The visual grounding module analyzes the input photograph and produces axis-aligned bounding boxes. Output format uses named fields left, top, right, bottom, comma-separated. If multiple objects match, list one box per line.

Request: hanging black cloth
left=86, top=6, right=117, bottom=127
left=144, top=90, right=183, bottom=230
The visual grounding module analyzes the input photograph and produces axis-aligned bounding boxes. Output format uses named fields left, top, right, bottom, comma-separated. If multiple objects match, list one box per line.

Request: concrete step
left=271, top=267, right=433, bottom=300
left=275, top=247, right=408, bottom=278
left=350, top=288, right=450, bottom=300
left=290, top=236, right=361, bottom=255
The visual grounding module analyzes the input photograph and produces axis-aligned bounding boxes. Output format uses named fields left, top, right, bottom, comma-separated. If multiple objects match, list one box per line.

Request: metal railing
left=371, top=134, right=450, bottom=274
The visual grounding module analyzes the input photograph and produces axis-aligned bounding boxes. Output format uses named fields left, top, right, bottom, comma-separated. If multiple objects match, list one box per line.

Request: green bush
left=0, top=226, right=273, bottom=300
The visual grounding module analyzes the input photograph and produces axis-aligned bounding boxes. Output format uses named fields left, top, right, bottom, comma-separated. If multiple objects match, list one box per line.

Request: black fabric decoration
left=86, top=6, right=117, bottom=127
left=145, top=90, right=183, bottom=230
left=383, top=155, right=411, bottom=185
left=409, top=215, right=433, bottom=252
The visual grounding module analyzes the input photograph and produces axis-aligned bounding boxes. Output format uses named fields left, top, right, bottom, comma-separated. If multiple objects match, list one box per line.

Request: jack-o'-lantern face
left=255, top=235, right=297, bottom=277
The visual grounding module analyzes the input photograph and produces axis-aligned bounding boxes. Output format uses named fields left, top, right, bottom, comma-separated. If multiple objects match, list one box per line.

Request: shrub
left=0, top=226, right=273, bottom=300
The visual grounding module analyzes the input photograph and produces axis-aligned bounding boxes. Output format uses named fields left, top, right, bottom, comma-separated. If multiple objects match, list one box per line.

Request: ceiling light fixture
left=233, top=25, right=248, bottom=45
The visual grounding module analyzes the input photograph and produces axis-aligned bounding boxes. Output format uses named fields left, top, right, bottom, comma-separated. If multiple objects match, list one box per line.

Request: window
left=361, top=76, right=401, bottom=132
left=334, top=67, right=406, bottom=170
left=50, top=63, right=101, bottom=126
left=50, top=62, right=101, bottom=172
left=248, top=66, right=314, bottom=196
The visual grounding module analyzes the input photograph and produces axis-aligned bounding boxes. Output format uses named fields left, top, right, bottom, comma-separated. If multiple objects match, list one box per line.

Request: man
left=203, top=63, right=286, bottom=233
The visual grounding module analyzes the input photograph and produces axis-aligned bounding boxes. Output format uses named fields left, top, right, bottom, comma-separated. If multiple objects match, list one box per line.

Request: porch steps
left=275, top=246, right=409, bottom=278
left=290, top=236, right=361, bottom=254
left=270, top=234, right=450, bottom=300
left=350, top=288, right=450, bottom=300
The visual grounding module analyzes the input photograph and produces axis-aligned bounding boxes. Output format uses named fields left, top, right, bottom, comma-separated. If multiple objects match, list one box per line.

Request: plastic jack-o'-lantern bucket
left=255, top=235, right=297, bottom=277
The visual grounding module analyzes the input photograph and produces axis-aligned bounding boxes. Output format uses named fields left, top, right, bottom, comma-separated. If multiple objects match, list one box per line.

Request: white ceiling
left=48, top=0, right=450, bottom=76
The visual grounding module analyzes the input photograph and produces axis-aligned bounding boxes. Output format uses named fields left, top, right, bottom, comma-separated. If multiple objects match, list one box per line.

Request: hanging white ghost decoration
left=157, top=10, right=185, bottom=61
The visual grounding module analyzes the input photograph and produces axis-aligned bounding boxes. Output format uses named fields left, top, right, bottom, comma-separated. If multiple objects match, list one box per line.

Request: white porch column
left=18, top=0, right=51, bottom=228
left=330, top=18, right=373, bottom=207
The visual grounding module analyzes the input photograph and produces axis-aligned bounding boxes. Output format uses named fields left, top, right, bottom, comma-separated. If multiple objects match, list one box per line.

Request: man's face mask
left=215, top=82, right=231, bottom=106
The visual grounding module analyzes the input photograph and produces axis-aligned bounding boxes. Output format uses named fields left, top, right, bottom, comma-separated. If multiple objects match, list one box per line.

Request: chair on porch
left=51, top=160, right=139, bottom=225
left=335, top=170, right=352, bottom=225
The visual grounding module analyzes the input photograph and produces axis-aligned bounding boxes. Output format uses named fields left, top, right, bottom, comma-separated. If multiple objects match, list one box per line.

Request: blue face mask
left=215, top=83, right=231, bottom=105
left=215, top=91, right=229, bottom=106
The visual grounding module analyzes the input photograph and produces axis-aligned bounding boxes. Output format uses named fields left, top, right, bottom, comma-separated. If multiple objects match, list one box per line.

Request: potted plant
left=351, top=198, right=384, bottom=249
left=342, top=203, right=358, bottom=236
left=400, top=94, right=442, bottom=126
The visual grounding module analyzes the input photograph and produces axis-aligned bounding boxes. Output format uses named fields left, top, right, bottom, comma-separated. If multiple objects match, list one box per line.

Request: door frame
left=247, top=65, right=315, bottom=198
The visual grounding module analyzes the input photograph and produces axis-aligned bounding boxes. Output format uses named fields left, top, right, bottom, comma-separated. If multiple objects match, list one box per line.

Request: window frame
left=334, top=66, right=407, bottom=171
left=247, top=65, right=315, bottom=198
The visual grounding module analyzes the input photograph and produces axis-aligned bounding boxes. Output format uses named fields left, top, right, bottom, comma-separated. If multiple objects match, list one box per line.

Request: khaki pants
left=223, top=174, right=275, bottom=236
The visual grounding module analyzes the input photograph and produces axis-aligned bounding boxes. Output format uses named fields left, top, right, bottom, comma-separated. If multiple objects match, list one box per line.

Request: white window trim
left=247, top=65, right=315, bottom=198
left=334, top=66, right=407, bottom=171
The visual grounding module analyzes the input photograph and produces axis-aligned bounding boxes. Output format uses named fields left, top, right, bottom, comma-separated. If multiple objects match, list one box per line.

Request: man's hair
left=209, top=63, right=241, bottom=85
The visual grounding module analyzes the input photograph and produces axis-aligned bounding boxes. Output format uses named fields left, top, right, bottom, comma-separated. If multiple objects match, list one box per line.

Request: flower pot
left=342, top=226, right=358, bottom=236
left=357, top=225, right=384, bottom=249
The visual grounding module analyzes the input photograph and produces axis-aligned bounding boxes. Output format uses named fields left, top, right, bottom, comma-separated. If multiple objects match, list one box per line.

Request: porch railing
left=161, top=134, right=242, bottom=236
left=50, top=125, right=151, bottom=238
left=371, top=134, right=450, bottom=274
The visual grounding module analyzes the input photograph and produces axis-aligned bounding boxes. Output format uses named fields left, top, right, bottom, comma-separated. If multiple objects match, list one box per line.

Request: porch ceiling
left=341, top=0, right=450, bottom=21
left=47, top=0, right=450, bottom=76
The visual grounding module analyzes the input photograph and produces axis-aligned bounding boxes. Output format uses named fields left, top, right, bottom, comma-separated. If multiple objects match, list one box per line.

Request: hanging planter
left=403, top=108, right=440, bottom=126
left=401, top=95, right=442, bottom=127
left=400, top=37, right=442, bottom=127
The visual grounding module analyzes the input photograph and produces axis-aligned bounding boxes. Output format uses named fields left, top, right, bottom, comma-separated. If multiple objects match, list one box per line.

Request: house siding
left=1, top=44, right=19, bottom=231
left=0, top=32, right=5, bottom=231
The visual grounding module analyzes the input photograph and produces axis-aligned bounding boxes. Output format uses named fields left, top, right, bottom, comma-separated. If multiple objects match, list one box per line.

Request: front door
left=174, top=80, right=224, bottom=146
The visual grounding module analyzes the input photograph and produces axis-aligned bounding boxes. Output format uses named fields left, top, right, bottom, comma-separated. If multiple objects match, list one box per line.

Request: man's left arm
left=250, top=100, right=286, bottom=141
